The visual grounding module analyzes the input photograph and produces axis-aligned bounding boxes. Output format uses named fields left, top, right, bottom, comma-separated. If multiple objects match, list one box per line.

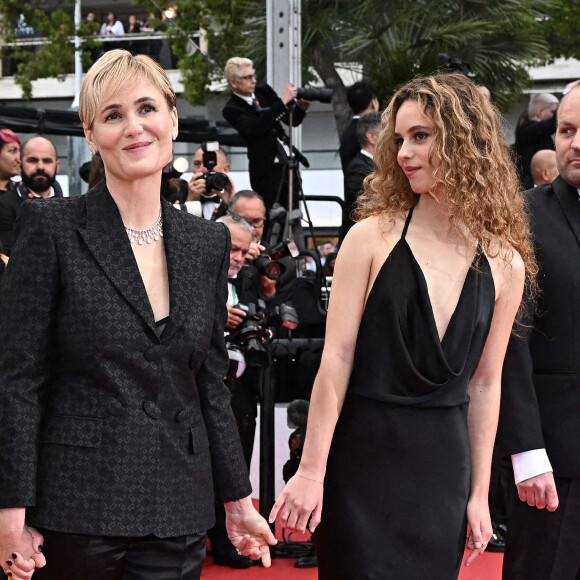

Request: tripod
left=267, top=103, right=318, bottom=251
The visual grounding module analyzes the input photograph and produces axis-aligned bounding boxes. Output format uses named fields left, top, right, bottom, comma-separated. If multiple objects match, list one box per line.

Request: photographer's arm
left=269, top=220, right=374, bottom=533
left=223, top=85, right=292, bottom=139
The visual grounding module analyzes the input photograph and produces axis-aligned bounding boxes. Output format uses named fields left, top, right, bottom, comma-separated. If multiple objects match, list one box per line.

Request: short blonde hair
left=79, top=49, right=176, bottom=130
left=224, top=57, right=253, bottom=83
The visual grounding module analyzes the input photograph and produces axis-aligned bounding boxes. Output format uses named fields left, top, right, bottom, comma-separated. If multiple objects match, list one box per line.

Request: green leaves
left=0, top=0, right=565, bottom=114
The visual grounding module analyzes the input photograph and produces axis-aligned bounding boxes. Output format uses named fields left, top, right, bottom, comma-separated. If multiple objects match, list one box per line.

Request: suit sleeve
left=223, top=85, right=306, bottom=140
left=195, top=224, right=252, bottom=502
left=0, top=201, right=60, bottom=507
left=496, top=297, right=546, bottom=458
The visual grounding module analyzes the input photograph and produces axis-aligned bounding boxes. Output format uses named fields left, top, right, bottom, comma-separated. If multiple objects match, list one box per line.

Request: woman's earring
left=88, top=145, right=96, bottom=155
left=172, top=132, right=178, bottom=141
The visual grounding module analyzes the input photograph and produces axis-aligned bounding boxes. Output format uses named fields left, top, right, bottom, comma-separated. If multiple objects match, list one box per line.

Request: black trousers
left=18, top=530, right=207, bottom=580
left=503, top=473, right=580, bottom=579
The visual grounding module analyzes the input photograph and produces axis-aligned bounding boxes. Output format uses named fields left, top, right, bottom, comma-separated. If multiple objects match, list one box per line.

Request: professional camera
left=437, top=53, right=479, bottom=80
left=254, top=239, right=299, bottom=280
left=200, top=141, right=230, bottom=196
left=227, top=300, right=299, bottom=366
left=296, top=87, right=333, bottom=103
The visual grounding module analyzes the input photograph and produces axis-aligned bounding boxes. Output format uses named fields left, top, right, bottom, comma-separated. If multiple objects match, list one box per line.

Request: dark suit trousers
left=26, top=530, right=207, bottom=580
left=503, top=474, right=580, bottom=579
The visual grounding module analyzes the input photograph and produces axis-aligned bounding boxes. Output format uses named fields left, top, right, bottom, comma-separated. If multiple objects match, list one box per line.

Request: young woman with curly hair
left=270, top=73, right=534, bottom=579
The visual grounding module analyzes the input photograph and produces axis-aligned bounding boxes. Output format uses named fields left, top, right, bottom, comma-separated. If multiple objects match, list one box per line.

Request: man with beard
left=0, top=136, right=62, bottom=255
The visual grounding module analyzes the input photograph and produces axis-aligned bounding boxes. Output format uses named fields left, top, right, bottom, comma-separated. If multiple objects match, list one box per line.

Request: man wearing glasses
left=222, top=57, right=309, bottom=214
left=229, top=190, right=296, bottom=309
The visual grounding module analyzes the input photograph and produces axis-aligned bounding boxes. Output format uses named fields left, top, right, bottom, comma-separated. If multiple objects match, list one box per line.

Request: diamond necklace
left=124, top=206, right=163, bottom=245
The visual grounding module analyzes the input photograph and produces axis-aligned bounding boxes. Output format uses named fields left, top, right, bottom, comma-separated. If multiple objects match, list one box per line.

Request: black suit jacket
left=339, top=118, right=360, bottom=172
left=497, top=177, right=580, bottom=478
left=513, top=116, right=557, bottom=189
left=340, top=151, right=375, bottom=241
left=0, top=182, right=251, bottom=537
left=0, top=181, right=63, bottom=256
left=222, top=85, right=306, bottom=205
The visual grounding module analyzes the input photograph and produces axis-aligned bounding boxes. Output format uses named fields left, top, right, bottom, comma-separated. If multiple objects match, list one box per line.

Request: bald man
left=0, top=136, right=62, bottom=255
left=530, top=149, right=559, bottom=186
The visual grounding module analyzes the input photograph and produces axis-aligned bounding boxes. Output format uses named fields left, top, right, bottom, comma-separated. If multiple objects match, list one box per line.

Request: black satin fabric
left=315, top=207, right=495, bottom=579
left=30, top=529, right=207, bottom=579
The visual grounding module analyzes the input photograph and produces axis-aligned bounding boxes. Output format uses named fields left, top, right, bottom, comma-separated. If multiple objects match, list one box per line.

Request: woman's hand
left=269, top=472, right=324, bottom=534
left=0, top=509, right=45, bottom=579
left=464, top=495, right=493, bottom=567
left=224, top=496, right=277, bottom=567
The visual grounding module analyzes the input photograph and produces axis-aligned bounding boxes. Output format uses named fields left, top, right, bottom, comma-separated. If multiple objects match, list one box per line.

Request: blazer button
left=189, top=350, right=205, bottom=371
left=142, top=400, right=161, bottom=419
left=144, top=345, right=168, bottom=361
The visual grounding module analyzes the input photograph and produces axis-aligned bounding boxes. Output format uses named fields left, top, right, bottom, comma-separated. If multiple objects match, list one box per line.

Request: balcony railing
left=2, top=33, right=184, bottom=78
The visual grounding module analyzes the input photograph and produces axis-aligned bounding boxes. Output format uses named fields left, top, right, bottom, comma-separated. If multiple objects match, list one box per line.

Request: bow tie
left=228, top=278, right=238, bottom=284
left=201, top=195, right=221, bottom=204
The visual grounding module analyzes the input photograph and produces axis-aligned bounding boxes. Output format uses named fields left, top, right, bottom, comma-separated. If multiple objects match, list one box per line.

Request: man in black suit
left=497, top=84, right=580, bottom=579
left=340, top=111, right=380, bottom=242
left=338, top=80, right=379, bottom=173
left=222, top=57, right=309, bottom=213
left=0, top=136, right=63, bottom=255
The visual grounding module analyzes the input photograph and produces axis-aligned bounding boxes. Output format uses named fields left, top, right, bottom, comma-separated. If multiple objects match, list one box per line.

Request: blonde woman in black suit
left=0, top=49, right=275, bottom=580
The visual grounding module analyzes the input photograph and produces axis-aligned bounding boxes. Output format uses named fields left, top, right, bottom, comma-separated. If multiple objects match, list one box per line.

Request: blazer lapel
left=553, top=176, right=580, bottom=247
left=78, top=183, right=157, bottom=335
left=162, top=201, right=207, bottom=341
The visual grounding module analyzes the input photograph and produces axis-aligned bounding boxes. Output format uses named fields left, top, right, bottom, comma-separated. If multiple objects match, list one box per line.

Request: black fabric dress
left=314, top=207, right=495, bottom=579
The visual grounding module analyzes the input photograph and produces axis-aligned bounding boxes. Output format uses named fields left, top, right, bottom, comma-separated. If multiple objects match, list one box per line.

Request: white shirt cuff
left=511, top=449, right=553, bottom=485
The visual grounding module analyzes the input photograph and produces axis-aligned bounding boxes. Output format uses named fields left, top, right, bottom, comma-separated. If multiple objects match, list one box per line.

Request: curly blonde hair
left=357, top=73, right=537, bottom=291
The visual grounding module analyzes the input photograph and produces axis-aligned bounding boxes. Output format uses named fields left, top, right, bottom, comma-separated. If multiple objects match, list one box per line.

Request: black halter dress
left=314, top=207, right=495, bottom=579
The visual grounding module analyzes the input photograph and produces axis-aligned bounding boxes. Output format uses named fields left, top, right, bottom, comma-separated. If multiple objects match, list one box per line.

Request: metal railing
left=2, top=33, right=182, bottom=77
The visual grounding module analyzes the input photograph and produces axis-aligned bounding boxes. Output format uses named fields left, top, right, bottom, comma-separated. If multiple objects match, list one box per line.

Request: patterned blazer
left=0, top=181, right=251, bottom=538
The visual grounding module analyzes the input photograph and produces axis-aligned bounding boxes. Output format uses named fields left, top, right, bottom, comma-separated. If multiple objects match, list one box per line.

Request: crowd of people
left=1, top=46, right=579, bottom=580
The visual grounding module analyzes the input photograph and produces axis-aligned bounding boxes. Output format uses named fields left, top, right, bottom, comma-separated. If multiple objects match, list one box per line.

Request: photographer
left=222, top=57, right=310, bottom=213
left=209, top=215, right=261, bottom=568
left=173, top=143, right=234, bottom=220
left=229, top=190, right=296, bottom=308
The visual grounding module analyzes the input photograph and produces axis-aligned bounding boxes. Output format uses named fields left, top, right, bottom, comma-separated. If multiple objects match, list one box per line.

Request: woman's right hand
left=0, top=509, right=45, bottom=579
left=269, top=472, right=324, bottom=534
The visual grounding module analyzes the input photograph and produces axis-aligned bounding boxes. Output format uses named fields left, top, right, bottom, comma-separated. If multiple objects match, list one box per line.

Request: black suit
left=339, top=118, right=360, bottom=172
left=222, top=85, right=307, bottom=211
left=340, top=151, right=375, bottom=242
left=513, top=116, right=557, bottom=190
left=497, top=177, right=580, bottom=578
left=0, top=181, right=63, bottom=256
left=0, top=182, right=251, bottom=540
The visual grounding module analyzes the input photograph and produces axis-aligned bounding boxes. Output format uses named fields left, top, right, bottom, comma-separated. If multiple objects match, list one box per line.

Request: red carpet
left=202, top=518, right=503, bottom=579
left=203, top=553, right=502, bottom=579
left=202, top=550, right=502, bottom=579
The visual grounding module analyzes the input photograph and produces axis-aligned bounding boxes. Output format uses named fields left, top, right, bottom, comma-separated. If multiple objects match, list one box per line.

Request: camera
left=227, top=300, right=299, bottom=366
left=296, top=87, right=333, bottom=103
left=254, top=239, right=299, bottom=280
left=200, top=141, right=230, bottom=196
